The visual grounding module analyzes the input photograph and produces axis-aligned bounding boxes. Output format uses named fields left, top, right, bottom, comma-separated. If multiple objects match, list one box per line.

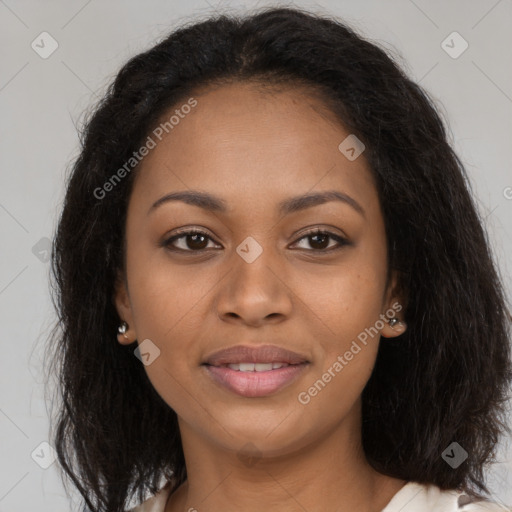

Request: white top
left=128, top=481, right=510, bottom=512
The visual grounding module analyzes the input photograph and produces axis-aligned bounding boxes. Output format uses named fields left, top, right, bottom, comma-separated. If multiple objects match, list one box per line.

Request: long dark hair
left=45, top=6, right=512, bottom=511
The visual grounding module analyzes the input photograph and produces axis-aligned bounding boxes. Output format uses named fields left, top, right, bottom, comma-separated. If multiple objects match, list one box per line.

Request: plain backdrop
left=1, top=0, right=511, bottom=510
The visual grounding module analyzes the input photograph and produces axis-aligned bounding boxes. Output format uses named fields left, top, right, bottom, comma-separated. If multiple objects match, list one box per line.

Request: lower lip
left=203, top=363, right=309, bottom=398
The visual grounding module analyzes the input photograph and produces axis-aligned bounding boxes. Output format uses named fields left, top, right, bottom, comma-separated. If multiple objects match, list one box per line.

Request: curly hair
left=45, top=6, right=512, bottom=511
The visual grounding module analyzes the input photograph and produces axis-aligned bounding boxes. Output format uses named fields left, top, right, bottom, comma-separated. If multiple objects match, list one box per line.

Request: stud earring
left=388, top=318, right=400, bottom=328
left=118, top=321, right=129, bottom=339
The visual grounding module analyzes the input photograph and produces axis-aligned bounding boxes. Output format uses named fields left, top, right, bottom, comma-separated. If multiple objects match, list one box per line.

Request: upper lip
left=203, top=344, right=309, bottom=366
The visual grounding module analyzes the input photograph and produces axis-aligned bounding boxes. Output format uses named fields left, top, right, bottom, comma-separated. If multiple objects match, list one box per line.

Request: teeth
left=226, top=362, right=290, bottom=372
left=255, top=363, right=273, bottom=371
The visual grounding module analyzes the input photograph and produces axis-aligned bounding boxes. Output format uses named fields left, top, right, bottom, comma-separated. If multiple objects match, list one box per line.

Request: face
left=115, top=81, right=405, bottom=458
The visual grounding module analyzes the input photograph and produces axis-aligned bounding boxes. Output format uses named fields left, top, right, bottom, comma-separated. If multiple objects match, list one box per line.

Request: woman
left=47, top=6, right=512, bottom=512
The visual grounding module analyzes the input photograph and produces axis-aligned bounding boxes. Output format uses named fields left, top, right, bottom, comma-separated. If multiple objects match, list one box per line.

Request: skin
left=115, top=81, right=408, bottom=512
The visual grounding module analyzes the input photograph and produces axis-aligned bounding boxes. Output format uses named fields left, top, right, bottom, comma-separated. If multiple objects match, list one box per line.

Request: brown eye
left=307, top=232, right=330, bottom=250
left=163, top=230, right=219, bottom=252
left=292, top=229, right=348, bottom=252
left=162, top=228, right=348, bottom=254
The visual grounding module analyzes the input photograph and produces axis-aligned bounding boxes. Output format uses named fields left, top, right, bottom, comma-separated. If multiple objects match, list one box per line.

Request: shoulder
left=126, top=480, right=510, bottom=512
left=459, top=499, right=512, bottom=512
left=126, top=484, right=172, bottom=512
left=382, top=481, right=511, bottom=512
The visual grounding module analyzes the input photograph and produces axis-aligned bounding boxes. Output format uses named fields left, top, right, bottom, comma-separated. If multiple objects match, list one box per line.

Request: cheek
left=297, top=305, right=382, bottom=423
left=127, top=273, right=202, bottom=414
left=310, top=260, right=387, bottom=339
left=301, top=257, right=386, bottom=398
left=297, top=352, right=375, bottom=431
left=125, top=257, right=214, bottom=384
left=127, top=254, right=214, bottom=338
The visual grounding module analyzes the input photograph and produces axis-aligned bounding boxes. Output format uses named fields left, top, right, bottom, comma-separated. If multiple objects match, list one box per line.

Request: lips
left=203, top=344, right=309, bottom=366
left=202, top=344, right=310, bottom=397
left=226, top=362, right=289, bottom=371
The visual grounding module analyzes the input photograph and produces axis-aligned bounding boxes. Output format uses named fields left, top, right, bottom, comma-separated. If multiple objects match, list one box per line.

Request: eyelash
left=162, top=228, right=349, bottom=254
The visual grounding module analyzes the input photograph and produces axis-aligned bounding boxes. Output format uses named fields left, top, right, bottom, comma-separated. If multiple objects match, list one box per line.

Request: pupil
left=311, top=234, right=328, bottom=249
left=189, top=233, right=207, bottom=249
left=188, top=233, right=206, bottom=249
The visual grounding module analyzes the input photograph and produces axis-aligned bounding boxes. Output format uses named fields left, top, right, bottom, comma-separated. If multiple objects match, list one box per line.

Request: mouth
left=202, top=344, right=310, bottom=397
left=203, top=344, right=309, bottom=366
left=220, top=362, right=294, bottom=371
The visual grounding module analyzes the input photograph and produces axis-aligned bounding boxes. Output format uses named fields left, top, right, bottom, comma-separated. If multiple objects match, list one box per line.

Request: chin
left=208, top=411, right=314, bottom=455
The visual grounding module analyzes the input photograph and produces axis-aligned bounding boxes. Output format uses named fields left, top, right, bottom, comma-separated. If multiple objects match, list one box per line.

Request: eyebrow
left=148, top=190, right=365, bottom=217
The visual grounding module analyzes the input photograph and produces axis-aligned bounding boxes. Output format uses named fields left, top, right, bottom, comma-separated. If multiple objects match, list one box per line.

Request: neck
left=165, top=402, right=406, bottom=512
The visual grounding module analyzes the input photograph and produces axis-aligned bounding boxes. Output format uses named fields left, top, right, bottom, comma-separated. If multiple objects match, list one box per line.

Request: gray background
left=1, top=0, right=511, bottom=510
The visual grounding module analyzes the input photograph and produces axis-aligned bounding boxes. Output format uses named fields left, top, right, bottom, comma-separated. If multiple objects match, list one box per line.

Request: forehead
left=132, top=81, right=379, bottom=216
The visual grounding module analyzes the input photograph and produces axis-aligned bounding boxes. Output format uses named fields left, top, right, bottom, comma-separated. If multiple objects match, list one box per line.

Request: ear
left=380, top=270, right=407, bottom=339
left=114, top=270, right=136, bottom=345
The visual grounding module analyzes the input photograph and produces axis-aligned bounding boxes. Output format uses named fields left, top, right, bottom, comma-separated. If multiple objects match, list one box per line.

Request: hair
left=45, top=5, right=512, bottom=512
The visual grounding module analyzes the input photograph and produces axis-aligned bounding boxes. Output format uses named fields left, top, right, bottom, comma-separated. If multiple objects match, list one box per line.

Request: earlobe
left=380, top=317, right=407, bottom=338
left=381, top=271, right=407, bottom=338
left=113, top=271, right=136, bottom=345
left=117, top=320, right=134, bottom=345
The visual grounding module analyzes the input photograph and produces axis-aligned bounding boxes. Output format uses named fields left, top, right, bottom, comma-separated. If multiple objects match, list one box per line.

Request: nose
left=215, top=249, right=293, bottom=327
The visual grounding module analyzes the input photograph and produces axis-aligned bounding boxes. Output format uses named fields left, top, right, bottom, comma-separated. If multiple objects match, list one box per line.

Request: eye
left=163, top=229, right=220, bottom=252
left=162, top=228, right=349, bottom=253
left=291, top=228, right=348, bottom=252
